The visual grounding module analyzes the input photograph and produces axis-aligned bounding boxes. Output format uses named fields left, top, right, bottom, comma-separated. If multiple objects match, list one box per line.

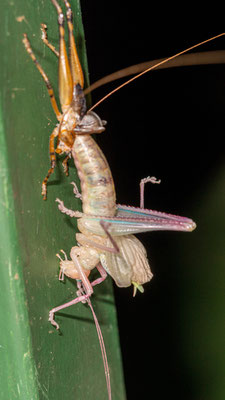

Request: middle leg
left=139, top=176, right=161, bottom=208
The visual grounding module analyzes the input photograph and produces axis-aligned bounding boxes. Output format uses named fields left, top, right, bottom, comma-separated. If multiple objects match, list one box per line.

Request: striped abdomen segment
left=72, top=135, right=116, bottom=217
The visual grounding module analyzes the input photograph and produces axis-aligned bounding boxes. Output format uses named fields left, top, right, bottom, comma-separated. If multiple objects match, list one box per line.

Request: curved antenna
left=89, top=33, right=225, bottom=111
left=84, top=50, right=225, bottom=95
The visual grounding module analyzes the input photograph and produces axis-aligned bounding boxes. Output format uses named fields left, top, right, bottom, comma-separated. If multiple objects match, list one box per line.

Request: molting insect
left=23, top=0, right=199, bottom=325
left=23, top=1, right=223, bottom=399
left=51, top=175, right=196, bottom=325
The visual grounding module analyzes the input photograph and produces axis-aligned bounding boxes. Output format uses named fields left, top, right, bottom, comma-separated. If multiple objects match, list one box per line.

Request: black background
left=81, top=3, right=225, bottom=399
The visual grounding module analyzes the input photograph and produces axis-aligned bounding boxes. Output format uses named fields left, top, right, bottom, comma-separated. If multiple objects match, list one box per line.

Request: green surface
left=177, top=163, right=225, bottom=400
left=0, top=1, right=126, bottom=399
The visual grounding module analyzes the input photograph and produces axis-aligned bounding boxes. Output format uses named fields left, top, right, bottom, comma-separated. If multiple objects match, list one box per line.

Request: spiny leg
left=22, top=34, right=61, bottom=121
left=42, top=126, right=59, bottom=200
left=51, top=0, right=73, bottom=111
left=139, top=176, right=161, bottom=208
left=49, top=250, right=93, bottom=330
left=41, top=23, right=59, bottom=57
left=63, top=0, right=84, bottom=87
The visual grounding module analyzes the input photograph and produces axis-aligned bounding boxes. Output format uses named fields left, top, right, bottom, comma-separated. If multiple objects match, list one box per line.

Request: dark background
left=81, top=3, right=225, bottom=400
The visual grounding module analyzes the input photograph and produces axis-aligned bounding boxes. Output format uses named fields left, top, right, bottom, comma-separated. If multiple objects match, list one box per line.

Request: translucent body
left=56, top=174, right=196, bottom=291
left=74, top=231, right=153, bottom=288
left=72, top=133, right=116, bottom=217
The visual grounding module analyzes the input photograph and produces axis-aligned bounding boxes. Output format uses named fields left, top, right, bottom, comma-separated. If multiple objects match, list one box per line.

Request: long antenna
left=89, top=33, right=225, bottom=111
left=87, top=297, right=111, bottom=400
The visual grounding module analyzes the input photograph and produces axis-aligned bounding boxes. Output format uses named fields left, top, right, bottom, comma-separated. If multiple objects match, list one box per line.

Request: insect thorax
left=56, top=83, right=106, bottom=154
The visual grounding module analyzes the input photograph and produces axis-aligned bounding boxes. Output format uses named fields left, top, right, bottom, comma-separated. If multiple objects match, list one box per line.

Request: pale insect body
left=23, top=1, right=224, bottom=398
left=62, top=207, right=154, bottom=289
left=21, top=0, right=220, bottom=345
left=100, top=235, right=153, bottom=288
left=72, top=127, right=116, bottom=217
left=23, top=0, right=196, bottom=317
left=52, top=113, right=196, bottom=308
left=58, top=230, right=152, bottom=289
left=55, top=170, right=195, bottom=299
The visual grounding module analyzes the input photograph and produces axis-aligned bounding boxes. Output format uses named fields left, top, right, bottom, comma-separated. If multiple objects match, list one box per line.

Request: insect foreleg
left=139, top=176, right=161, bottom=208
left=71, top=181, right=82, bottom=200
left=22, top=34, right=61, bottom=121
left=42, top=126, right=59, bottom=200
left=55, top=198, right=83, bottom=217
left=40, top=23, right=59, bottom=57
left=56, top=249, right=68, bottom=281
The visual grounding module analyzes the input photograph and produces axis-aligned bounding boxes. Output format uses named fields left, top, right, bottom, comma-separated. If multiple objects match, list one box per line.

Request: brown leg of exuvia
left=22, top=33, right=62, bottom=121
left=62, top=0, right=84, bottom=88
left=42, top=126, right=59, bottom=200
left=40, top=23, right=59, bottom=57
left=51, top=0, right=73, bottom=112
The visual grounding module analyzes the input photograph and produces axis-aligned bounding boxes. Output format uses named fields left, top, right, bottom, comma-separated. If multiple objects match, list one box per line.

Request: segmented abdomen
left=72, top=135, right=116, bottom=217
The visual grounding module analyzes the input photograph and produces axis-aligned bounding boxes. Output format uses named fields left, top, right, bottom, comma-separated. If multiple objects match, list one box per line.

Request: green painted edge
left=0, top=104, right=39, bottom=399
